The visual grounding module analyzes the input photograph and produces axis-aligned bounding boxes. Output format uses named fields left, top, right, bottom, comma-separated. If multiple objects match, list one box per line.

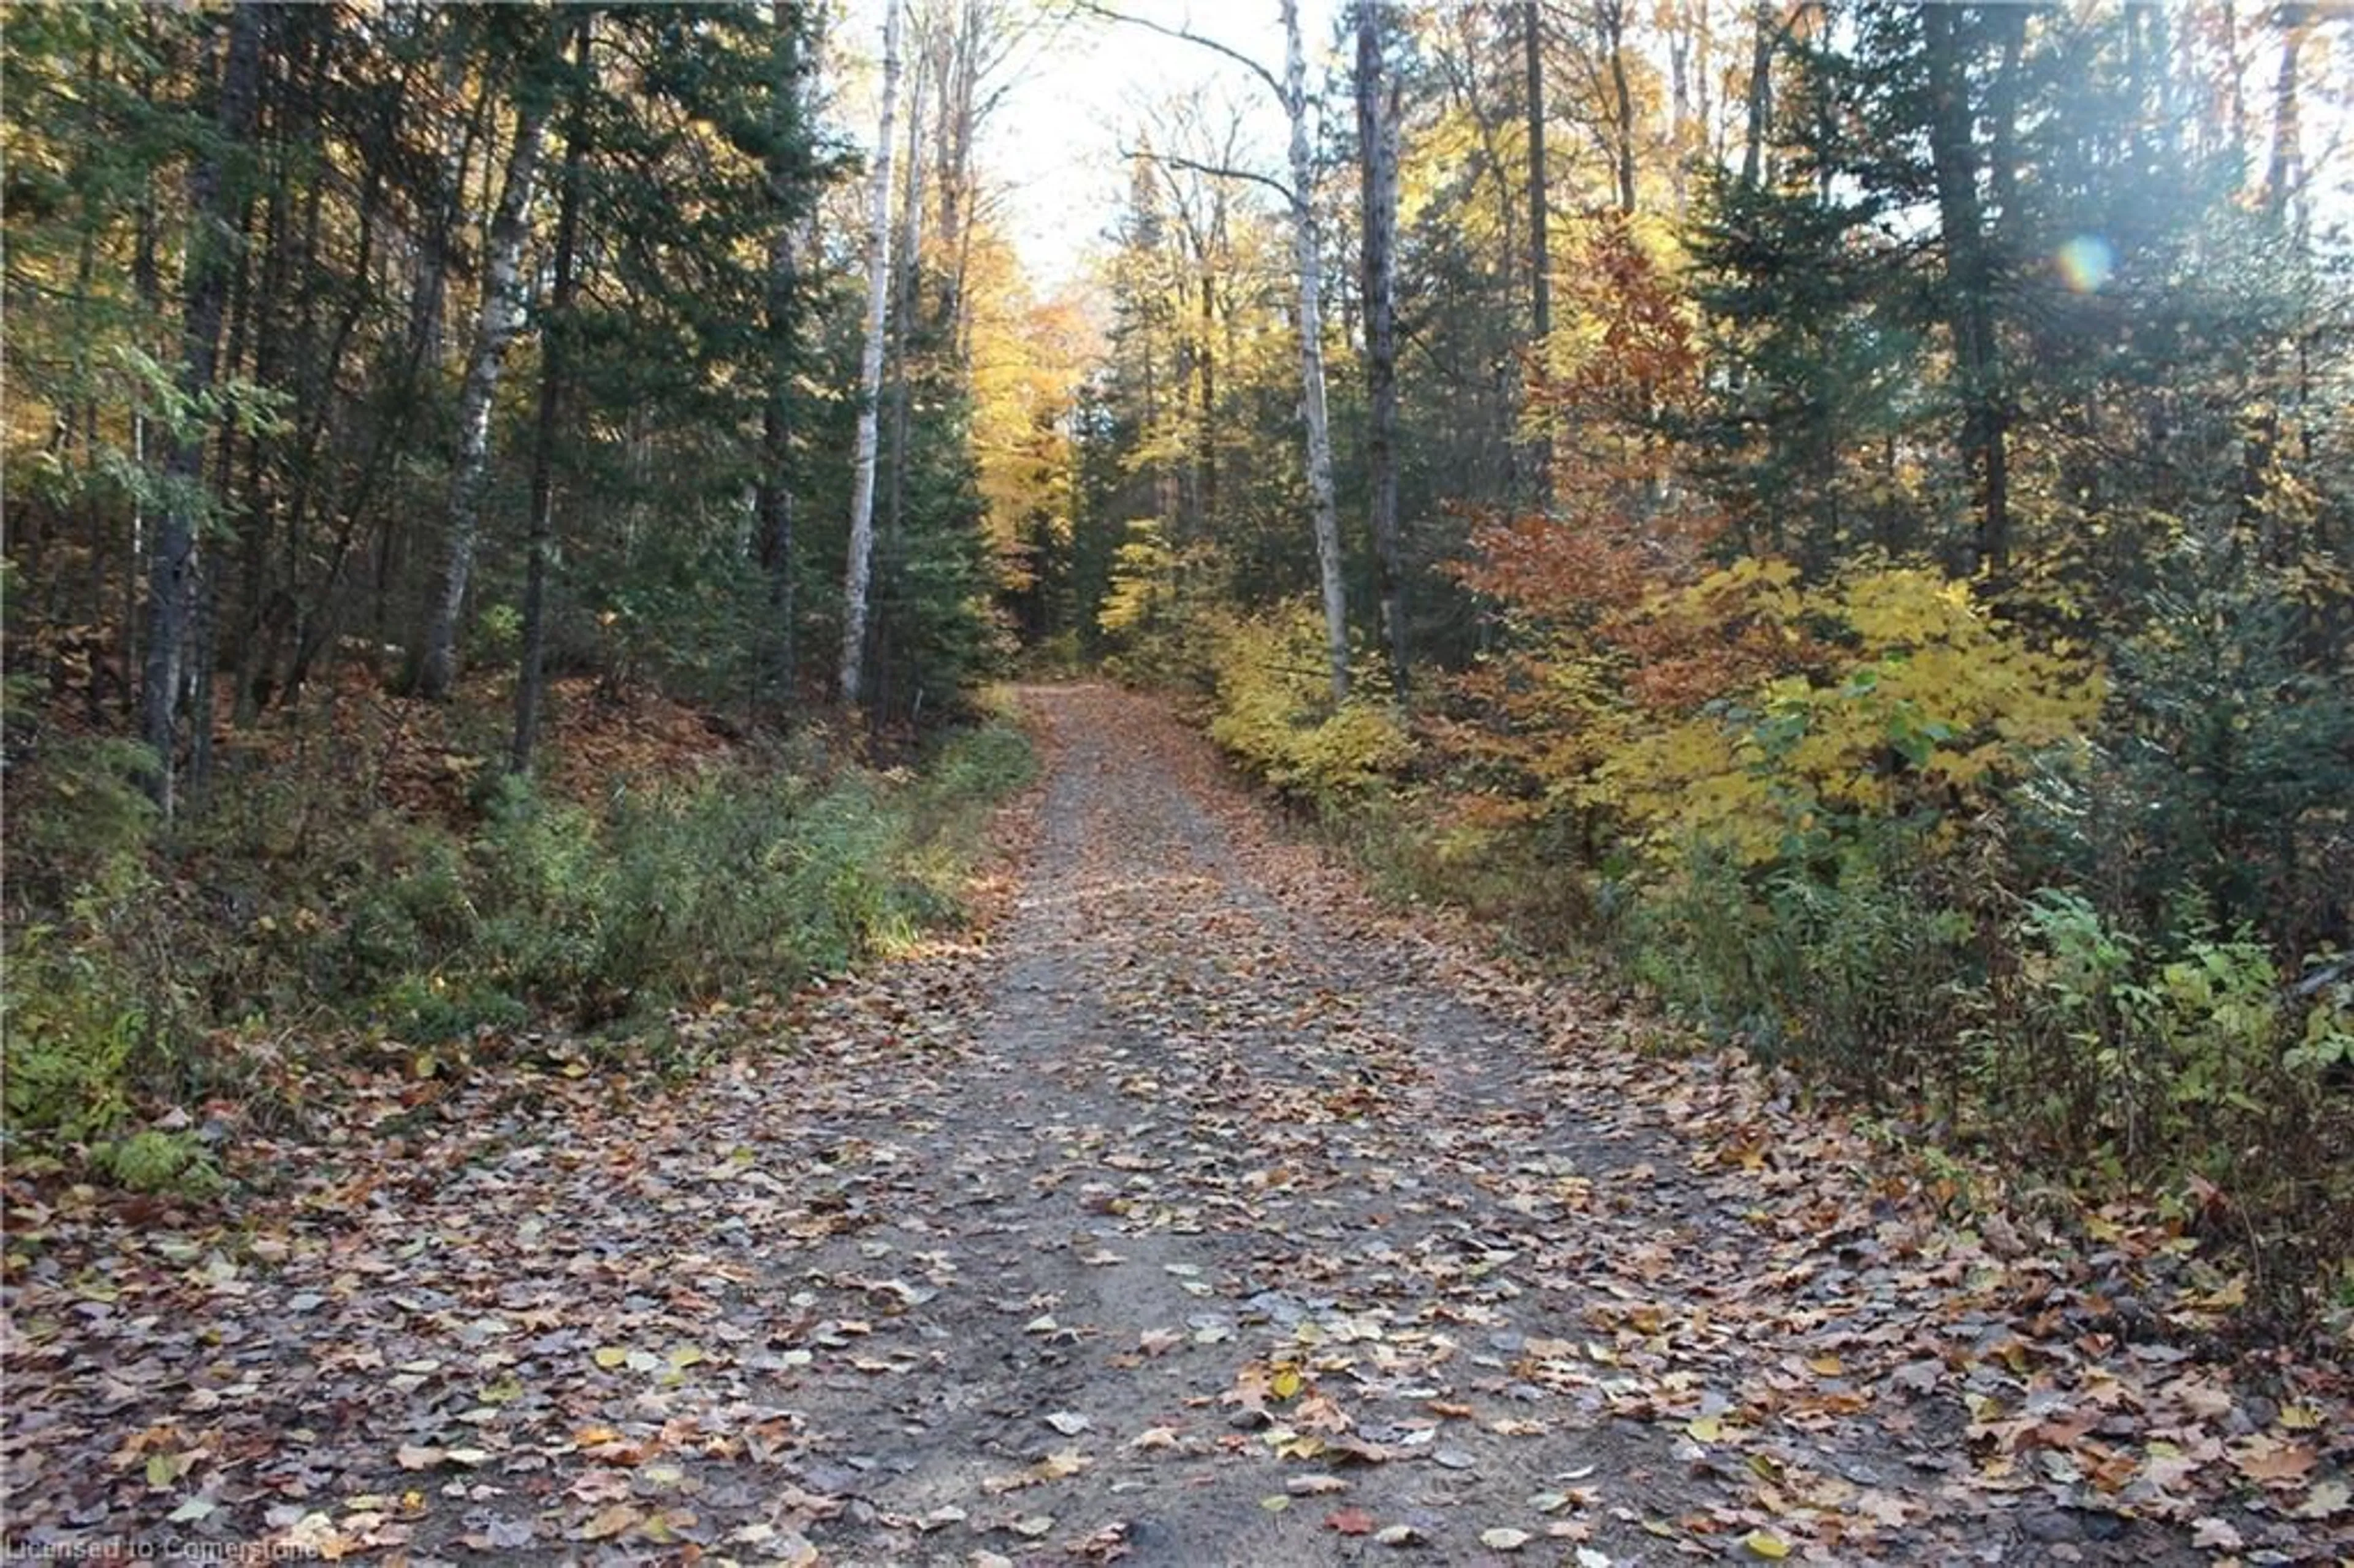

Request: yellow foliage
left=1098, top=521, right=1178, bottom=636
left=1591, top=559, right=2102, bottom=864
left=1208, top=604, right=1412, bottom=803
left=961, top=223, right=1094, bottom=593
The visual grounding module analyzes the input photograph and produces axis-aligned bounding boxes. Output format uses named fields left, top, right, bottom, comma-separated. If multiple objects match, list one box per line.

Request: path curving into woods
left=8, top=685, right=2336, bottom=1564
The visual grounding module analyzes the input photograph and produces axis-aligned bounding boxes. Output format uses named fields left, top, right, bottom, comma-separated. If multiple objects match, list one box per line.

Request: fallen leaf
left=2190, top=1517, right=2244, bottom=1551
left=576, top=1503, right=640, bottom=1541
left=2296, top=1478, right=2352, bottom=1519
left=1479, top=1526, right=1531, bottom=1550
left=2231, top=1436, right=2318, bottom=1485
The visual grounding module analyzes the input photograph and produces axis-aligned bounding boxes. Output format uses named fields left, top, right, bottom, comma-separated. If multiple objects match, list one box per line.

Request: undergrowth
left=1167, top=591, right=2353, bottom=1341
left=2, top=712, right=1034, bottom=1170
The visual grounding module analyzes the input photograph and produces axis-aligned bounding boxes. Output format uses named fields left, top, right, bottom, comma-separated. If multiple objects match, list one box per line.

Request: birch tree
left=840, top=0, right=904, bottom=708
left=1282, top=0, right=1349, bottom=701
left=414, top=31, right=560, bottom=701
left=1090, top=0, right=1350, bottom=700
left=1357, top=0, right=1406, bottom=693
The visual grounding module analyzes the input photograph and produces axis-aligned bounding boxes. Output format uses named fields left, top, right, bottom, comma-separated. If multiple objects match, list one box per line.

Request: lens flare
left=2056, top=235, right=2116, bottom=294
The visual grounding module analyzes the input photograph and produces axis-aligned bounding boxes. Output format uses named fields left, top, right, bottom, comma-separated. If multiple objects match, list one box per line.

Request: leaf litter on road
left=4, top=685, right=2348, bottom=1564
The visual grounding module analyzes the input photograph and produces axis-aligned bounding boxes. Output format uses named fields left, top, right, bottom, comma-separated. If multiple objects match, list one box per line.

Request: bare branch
left=1118, top=143, right=1296, bottom=206
left=1080, top=1, right=1287, bottom=105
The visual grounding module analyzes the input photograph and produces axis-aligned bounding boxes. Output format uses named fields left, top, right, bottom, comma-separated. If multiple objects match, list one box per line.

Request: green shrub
left=2013, top=555, right=2354, bottom=962
left=1618, top=821, right=1976, bottom=1095
left=1995, top=892, right=2326, bottom=1171
left=920, top=718, right=1037, bottom=807
left=88, top=1129, right=221, bottom=1197
left=472, top=775, right=610, bottom=1003
left=4, top=710, right=1035, bottom=1154
left=7, top=736, right=159, bottom=907
left=2, top=922, right=149, bottom=1138
left=375, top=973, right=528, bottom=1045
left=335, top=818, right=480, bottom=996
left=0, top=738, right=191, bottom=1136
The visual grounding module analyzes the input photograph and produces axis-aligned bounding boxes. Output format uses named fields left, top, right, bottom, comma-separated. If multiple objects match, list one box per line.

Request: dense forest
left=5, top=0, right=2352, bottom=1331
left=1059, top=0, right=2354, bottom=1312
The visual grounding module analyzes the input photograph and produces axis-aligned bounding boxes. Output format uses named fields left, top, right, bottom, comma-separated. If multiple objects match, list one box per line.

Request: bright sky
left=832, top=2, right=2353, bottom=292
left=835, top=0, right=1341, bottom=294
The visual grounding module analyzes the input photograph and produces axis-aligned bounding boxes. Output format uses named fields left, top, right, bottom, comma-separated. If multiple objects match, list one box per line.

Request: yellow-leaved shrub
left=1208, top=603, right=1412, bottom=805
left=1591, top=560, right=2102, bottom=864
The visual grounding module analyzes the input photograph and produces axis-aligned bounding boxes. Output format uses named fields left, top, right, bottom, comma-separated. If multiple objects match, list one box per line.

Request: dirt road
left=6, top=686, right=2332, bottom=1564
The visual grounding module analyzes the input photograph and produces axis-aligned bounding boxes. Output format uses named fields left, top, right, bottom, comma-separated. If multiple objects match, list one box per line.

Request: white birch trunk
left=1282, top=0, right=1349, bottom=702
left=418, top=78, right=554, bottom=700
left=1357, top=1, right=1406, bottom=693
left=839, top=0, right=904, bottom=707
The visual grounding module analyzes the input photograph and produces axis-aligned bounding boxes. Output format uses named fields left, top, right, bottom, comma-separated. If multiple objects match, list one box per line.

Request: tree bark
left=758, top=1, right=810, bottom=711
left=1358, top=1, right=1407, bottom=695
left=1523, top=0, right=1554, bottom=497
left=1600, top=0, right=1639, bottom=215
left=1921, top=4, right=2010, bottom=577
left=931, top=0, right=978, bottom=349
left=874, top=40, right=930, bottom=721
left=1282, top=0, right=1350, bottom=702
left=1524, top=2, right=1550, bottom=338
left=139, top=0, right=264, bottom=815
left=839, top=0, right=904, bottom=707
left=415, top=37, right=557, bottom=701
left=1739, top=0, right=1774, bottom=188
left=190, top=159, right=262, bottom=809
left=511, top=14, right=591, bottom=775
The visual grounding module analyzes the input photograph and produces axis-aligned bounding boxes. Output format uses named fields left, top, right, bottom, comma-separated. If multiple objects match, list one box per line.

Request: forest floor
left=5, top=684, right=2349, bottom=1566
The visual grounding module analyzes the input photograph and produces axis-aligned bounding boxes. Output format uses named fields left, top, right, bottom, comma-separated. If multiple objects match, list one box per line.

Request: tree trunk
left=1358, top=1, right=1407, bottom=695
left=191, top=172, right=262, bottom=809
left=874, top=42, right=929, bottom=722
left=1198, top=235, right=1218, bottom=529
left=1282, top=0, right=1349, bottom=703
left=1601, top=0, right=1639, bottom=215
left=1523, top=0, right=1553, bottom=496
left=884, top=47, right=929, bottom=547
left=511, top=15, right=591, bottom=775
left=931, top=0, right=978, bottom=351
left=839, top=0, right=904, bottom=708
left=139, top=0, right=264, bottom=815
left=1739, top=0, right=1774, bottom=188
left=1667, top=1, right=1691, bottom=215
left=1922, top=4, right=2010, bottom=577
left=758, top=1, right=809, bottom=711
left=415, top=42, right=557, bottom=701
